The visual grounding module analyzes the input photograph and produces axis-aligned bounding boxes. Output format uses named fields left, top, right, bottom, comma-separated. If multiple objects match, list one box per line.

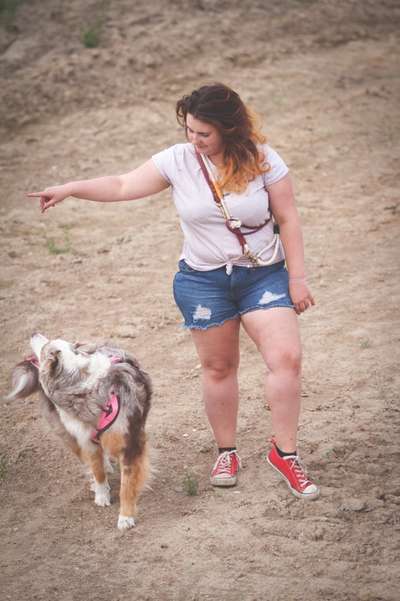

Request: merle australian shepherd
left=7, top=333, right=152, bottom=530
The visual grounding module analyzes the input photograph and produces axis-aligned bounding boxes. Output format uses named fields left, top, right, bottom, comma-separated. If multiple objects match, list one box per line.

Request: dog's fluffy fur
left=8, top=333, right=152, bottom=530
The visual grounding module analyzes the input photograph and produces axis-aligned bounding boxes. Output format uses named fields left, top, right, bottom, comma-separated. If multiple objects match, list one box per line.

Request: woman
left=29, top=83, right=319, bottom=499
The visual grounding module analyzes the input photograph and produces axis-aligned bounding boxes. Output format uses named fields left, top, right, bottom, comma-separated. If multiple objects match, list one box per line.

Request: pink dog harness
left=26, top=354, right=121, bottom=443
left=91, top=391, right=120, bottom=443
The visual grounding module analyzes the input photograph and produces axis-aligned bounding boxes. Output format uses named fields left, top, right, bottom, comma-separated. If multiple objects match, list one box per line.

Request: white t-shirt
left=152, top=143, right=289, bottom=271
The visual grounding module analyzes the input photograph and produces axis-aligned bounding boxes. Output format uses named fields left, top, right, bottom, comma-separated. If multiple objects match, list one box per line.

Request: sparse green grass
left=0, top=0, right=22, bottom=16
left=46, top=225, right=72, bottom=255
left=82, top=23, right=101, bottom=48
left=360, top=337, right=371, bottom=349
left=46, top=239, right=68, bottom=255
left=0, top=454, right=7, bottom=482
left=0, top=0, right=24, bottom=28
left=81, top=0, right=109, bottom=48
left=183, top=470, right=199, bottom=496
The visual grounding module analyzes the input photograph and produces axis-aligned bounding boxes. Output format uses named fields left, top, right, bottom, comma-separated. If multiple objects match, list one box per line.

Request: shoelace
left=213, top=451, right=240, bottom=475
left=286, top=455, right=311, bottom=488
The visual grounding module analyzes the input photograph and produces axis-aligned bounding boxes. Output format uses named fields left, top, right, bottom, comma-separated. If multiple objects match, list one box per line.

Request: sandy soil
left=1, top=1, right=400, bottom=600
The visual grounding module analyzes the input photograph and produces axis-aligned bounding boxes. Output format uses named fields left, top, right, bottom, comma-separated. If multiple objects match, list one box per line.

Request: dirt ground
left=1, top=1, right=400, bottom=600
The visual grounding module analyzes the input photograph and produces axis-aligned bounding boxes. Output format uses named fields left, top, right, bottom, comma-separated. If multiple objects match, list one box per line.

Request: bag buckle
left=226, top=218, right=242, bottom=230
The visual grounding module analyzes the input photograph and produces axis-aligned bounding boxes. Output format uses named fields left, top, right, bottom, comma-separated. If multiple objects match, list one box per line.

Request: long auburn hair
left=176, top=83, right=270, bottom=193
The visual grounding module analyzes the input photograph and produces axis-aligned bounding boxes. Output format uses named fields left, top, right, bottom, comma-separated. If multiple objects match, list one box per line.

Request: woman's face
left=186, top=113, right=225, bottom=158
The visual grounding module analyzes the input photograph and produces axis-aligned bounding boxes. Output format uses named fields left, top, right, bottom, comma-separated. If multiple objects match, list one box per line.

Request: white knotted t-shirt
left=152, top=143, right=289, bottom=271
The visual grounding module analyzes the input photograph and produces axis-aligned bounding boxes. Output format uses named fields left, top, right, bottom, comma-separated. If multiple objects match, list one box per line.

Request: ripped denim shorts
left=173, top=259, right=294, bottom=330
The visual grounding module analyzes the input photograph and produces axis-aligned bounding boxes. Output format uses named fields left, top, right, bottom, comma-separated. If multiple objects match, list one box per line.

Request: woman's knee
left=266, top=346, right=302, bottom=375
left=201, top=358, right=238, bottom=381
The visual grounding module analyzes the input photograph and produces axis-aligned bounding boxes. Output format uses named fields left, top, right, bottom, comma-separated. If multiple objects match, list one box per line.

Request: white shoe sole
left=267, top=456, right=320, bottom=500
left=210, top=475, right=238, bottom=487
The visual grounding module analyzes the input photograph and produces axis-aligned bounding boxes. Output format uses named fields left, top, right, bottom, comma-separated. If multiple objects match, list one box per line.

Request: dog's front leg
left=82, top=445, right=111, bottom=507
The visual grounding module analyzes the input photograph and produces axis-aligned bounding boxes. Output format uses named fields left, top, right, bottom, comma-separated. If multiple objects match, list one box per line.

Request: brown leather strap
left=195, top=150, right=223, bottom=206
left=195, top=150, right=270, bottom=254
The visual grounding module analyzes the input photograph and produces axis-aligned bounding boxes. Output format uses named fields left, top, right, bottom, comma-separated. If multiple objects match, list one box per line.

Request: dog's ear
left=6, top=360, right=40, bottom=400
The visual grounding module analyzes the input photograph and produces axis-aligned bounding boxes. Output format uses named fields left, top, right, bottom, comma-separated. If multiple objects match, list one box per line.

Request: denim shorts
left=173, top=259, right=294, bottom=330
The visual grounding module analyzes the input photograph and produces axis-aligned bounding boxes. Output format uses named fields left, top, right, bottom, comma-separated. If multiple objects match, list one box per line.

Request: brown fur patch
left=100, top=431, right=125, bottom=458
left=81, top=446, right=106, bottom=484
left=124, top=412, right=147, bottom=465
left=119, top=440, right=150, bottom=518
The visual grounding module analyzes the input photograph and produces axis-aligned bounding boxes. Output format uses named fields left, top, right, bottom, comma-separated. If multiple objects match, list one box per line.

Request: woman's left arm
left=267, top=174, right=315, bottom=314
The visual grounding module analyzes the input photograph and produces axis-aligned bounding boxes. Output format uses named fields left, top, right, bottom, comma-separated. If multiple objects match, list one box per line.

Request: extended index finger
left=26, top=192, right=47, bottom=198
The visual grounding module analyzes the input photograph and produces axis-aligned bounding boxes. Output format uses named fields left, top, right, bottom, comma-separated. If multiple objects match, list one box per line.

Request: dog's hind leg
left=81, top=445, right=110, bottom=507
left=118, top=436, right=150, bottom=530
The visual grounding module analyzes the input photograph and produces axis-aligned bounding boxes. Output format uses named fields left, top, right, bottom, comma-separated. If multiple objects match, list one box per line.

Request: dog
left=7, top=333, right=152, bottom=530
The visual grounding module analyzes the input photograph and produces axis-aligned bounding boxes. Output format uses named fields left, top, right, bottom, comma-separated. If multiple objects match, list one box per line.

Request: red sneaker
left=210, top=450, right=241, bottom=487
left=267, top=442, right=320, bottom=500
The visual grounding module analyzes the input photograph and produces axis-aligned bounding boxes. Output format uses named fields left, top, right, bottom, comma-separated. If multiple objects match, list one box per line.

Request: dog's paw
left=95, top=492, right=111, bottom=507
left=94, top=481, right=111, bottom=507
left=117, top=515, right=136, bottom=530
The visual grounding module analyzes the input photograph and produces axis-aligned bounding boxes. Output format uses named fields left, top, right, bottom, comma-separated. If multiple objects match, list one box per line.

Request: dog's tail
left=6, top=359, right=40, bottom=400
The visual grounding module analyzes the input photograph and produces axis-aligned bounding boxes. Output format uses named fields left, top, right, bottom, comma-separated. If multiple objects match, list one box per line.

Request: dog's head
left=32, top=333, right=91, bottom=372
left=29, top=333, right=113, bottom=398
left=7, top=334, right=111, bottom=401
left=8, top=335, right=151, bottom=424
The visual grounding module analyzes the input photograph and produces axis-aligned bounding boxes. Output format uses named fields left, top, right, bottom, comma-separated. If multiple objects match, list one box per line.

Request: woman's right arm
left=28, top=159, right=170, bottom=213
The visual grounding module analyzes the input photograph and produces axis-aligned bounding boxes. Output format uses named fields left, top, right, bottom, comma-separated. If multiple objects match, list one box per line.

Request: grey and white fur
left=7, top=333, right=152, bottom=530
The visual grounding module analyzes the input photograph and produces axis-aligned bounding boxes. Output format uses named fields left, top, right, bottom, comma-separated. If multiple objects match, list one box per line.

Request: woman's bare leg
left=241, top=308, right=302, bottom=452
left=190, top=318, right=241, bottom=447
